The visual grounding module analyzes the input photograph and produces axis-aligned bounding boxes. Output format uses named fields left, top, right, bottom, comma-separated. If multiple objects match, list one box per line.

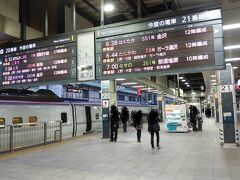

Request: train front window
left=0, top=118, right=5, bottom=126
left=61, top=113, right=68, bottom=123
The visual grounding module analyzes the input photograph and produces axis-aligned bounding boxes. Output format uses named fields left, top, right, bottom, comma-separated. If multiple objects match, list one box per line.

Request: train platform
left=0, top=118, right=240, bottom=180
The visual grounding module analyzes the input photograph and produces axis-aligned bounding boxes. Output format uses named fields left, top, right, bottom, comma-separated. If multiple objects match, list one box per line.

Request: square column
left=217, top=65, right=237, bottom=146
left=157, top=95, right=165, bottom=122
left=101, top=80, right=117, bottom=138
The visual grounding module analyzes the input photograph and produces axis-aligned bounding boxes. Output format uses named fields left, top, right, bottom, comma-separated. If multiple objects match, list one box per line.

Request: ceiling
left=72, top=0, right=173, bottom=25
left=2, top=0, right=240, bottom=95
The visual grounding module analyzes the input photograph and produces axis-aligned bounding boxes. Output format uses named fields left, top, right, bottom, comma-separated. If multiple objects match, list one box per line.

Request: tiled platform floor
left=0, top=118, right=240, bottom=180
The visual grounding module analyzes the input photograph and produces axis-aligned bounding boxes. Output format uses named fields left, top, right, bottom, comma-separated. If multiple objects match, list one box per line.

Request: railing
left=0, top=121, right=62, bottom=153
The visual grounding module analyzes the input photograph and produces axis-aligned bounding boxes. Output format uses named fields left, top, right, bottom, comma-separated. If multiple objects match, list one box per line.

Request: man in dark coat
left=120, top=106, right=129, bottom=132
left=133, top=110, right=144, bottom=142
left=189, top=106, right=199, bottom=131
left=110, top=105, right=120, bottom=142
left=148, top=108, right=160, bottom=149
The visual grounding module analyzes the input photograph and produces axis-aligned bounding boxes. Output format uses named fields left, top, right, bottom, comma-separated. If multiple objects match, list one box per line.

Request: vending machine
left=165, top=104, right=189, bottom=132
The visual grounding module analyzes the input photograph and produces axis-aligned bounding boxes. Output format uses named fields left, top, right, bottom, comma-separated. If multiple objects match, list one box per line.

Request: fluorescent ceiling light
left=226, top=63, right=231, bottom=66
left=142, top=87, right=153, bottom=90
left=181, top=79, right=186, bottom=82
left=104, top=4, right=114, bottom=12
left=187, top=85, right=190, bottom=87
left=132, top=85, right=145, bottom=88
left=185, top=82, right=188, bottom=85
left=233, top=66, right=239, bottom=70
left=122, top=82, right=137, bottom=85
left=211, top=83, right=217, bottom=86
left=210, top=75, right=216, bottom=78
left=224, top=45, right=240, bottom=50
left=178, top=76, right=184, bottom=80
left=211, top=79, right=216, bottom=82
left=225, top=57, right=240, bottom=62
left=149, top=90, right=158, bottom=92
left=115, top=78, right=126, bottom=81
left=223, top=23, right=240, bottom=30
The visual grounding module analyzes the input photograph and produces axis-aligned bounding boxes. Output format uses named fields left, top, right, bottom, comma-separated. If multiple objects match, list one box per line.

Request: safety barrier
left=0, top=121, right=62, bottom=153
left=219, top=128, right=224, bottom=144
left=218, top=128, right=240, bottom=145
left=236, top=129, right=239, bottom=145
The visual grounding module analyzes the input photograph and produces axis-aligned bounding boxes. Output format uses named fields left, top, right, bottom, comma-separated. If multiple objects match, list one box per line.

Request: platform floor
left=0, top=118, right=240, bottom=180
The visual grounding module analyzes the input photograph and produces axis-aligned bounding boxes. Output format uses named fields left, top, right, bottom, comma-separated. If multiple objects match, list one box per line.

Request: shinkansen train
left=0, top=89, right=154, bottom=140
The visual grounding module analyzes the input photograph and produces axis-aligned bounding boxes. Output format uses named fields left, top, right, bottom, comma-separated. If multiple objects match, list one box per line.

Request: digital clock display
left=95, top=9, right=224, bottom=79
left=0, top=36, right=77, bottom=86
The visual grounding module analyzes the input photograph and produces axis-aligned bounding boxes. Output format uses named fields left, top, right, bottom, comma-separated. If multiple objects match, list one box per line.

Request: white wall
left=26, top=26, right=43, bottom=40
left=0, top=0, right=43, bottom=40
left=0, top=0, right=19, bottom=21
left=65, top=6, right=93, bottom=32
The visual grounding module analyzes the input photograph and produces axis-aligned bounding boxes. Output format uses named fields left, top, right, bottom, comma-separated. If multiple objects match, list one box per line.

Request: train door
left=85, top=106, right=92, bottom=132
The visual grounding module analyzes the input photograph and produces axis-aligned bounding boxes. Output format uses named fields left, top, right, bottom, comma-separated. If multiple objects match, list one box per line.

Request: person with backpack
left=148, top=108, right=160, bottom=149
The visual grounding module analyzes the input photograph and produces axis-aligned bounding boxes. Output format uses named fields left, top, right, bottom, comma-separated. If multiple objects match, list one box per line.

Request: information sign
left=77, top=32, right=95, bottom=81
left=0, top=35, right=76, bottom=86
left=95, top=9, right=224, bottom=79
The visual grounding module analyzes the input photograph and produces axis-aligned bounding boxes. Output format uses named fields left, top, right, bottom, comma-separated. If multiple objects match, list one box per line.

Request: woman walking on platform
left=133, top=110, right=144, bottom=142
left=109, top=105, right=120, bottom=142
left=148, top=108, right=160, bottom=149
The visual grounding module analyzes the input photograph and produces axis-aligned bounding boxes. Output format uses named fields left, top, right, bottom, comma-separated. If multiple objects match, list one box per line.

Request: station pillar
left=157, top=95, right=165, bottom=122
left=217, top=65, right=237, bottom=146
left=101, top=80, right=117, bottom=138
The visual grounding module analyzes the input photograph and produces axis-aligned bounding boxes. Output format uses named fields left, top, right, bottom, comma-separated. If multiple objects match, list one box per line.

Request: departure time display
left=95, top=9, right=224, bottom=79
left=0, top=36, right=76, bottom=86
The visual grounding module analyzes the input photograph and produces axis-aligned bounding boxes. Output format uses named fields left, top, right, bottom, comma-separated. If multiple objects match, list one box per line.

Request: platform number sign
left=221, top=85, right=232, bottom=93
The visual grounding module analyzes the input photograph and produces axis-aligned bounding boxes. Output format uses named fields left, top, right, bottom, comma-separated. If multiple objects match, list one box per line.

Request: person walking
left=133, top=110, right=144, bottom=142
left=189, top=105, right=199, bottom=131
left=109, top=105, right=120, bottom=142
left=120, top=106, right=129, bottom=132
left=148, top=108, right=160, bottom=149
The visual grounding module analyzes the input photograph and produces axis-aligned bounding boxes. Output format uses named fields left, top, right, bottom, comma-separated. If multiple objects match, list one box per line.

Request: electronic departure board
left=95, top=9, right=225, bottom=79
left=0, top=35, right=77, bottom=86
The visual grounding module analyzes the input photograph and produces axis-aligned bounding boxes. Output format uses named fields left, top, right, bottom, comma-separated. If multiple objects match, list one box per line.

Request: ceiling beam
left=64, top=0, right=99, bottom=26
left=140, top=0, right=149, bottom=15
left=80, top=0, right=100, bottom=14
left=124, top=0, right=138, bottom=18
left=174, top=0, right=182, bottom=11
left=104, top=14, right=128, bottom=24
left=117, top=0, right=136, bottom=19
left=147, top=2, right=172, bottom=14
left=163, top=0, right=170, bottom=10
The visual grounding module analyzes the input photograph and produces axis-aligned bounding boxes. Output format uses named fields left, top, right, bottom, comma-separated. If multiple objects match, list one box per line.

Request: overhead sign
left=77, top=31, right=95, bottom=81
left=95, top=9, right=224, bottom=79
left=0, top=35, right=76, bottom=86
left=221, top=85, right=232, bottom=93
